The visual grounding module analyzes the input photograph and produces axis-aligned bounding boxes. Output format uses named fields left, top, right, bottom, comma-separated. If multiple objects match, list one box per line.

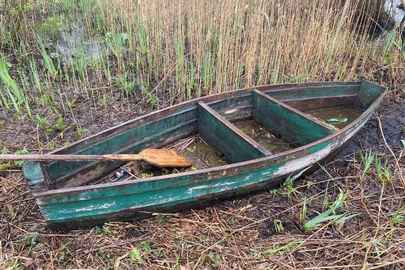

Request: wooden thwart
left=198, top=101, right=271, bottom=163
left=252, top=90, right=336, bottom=146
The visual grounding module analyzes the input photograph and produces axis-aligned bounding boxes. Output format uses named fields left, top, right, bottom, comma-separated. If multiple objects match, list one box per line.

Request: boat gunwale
left=33, top=81, right=385, bottom=198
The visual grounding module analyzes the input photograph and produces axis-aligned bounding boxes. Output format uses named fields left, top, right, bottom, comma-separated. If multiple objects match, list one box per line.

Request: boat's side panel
left=358, top=81, right=385, bottom=108
left=25, top=108, right=198, bottom=189
left=34, top=139, right=339, bottom=226
left=252, top=91, right=334, bottom=146
left=264, top=84, right=359, bottom=100
left=34, top=141, right=326, bottom=225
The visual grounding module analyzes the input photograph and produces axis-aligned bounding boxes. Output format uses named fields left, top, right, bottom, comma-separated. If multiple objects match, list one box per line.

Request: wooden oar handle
left=0, top=154, right=143, bottom=162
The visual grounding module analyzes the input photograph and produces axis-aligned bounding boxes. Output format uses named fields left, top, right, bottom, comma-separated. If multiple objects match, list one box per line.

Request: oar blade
left=139, top=148, right=192, bottom=168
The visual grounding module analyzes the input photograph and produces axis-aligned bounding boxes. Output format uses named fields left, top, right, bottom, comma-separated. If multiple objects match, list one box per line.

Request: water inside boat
left=282, top=94, right=365, bottom=129
left=233, top=118, right=293, bottom=153
left=305, top=106, right=363, bottom=129
left=179, top=136, right=228, bottom=169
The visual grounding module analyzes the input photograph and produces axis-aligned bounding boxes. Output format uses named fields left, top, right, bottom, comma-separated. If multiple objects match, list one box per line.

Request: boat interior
left=24, top=81, right=383, bottom=191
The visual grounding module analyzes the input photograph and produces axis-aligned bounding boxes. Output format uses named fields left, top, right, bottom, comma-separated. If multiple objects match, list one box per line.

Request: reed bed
left=0, top=0, right=402, bottom=118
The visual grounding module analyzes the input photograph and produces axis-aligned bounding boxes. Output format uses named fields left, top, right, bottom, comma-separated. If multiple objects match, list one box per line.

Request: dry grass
left=1, top=139, right=404, bottom=269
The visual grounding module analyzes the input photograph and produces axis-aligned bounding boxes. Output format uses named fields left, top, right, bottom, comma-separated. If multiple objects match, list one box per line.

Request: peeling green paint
left=253, top=91, right=333, bottom=146
left=23, top=161, right=45, bottom=186
left=45, top=109, right=197, bottom=183
left=308, top=141, right=331, bottom=154
left=40, top=162, right=283, bottom=223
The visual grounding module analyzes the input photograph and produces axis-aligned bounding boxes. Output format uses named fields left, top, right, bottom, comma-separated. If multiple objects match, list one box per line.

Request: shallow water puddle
left=233, top=118, right=292, bottom=153
left=180, top=136, right=227, bottom=169
left=305, top=106, right=363, bottom=129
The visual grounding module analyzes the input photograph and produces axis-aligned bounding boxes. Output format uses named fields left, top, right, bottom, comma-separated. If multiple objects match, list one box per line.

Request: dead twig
left=376, top=115, right=404, bottom=187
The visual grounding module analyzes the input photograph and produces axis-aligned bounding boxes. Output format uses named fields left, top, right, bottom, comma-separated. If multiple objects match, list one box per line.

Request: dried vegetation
left=0, top=0, right=404, bottom=269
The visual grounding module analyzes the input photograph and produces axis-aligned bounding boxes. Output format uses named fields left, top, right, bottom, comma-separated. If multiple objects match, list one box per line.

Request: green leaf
left=263, top=240, right=303, bottom=256
left=383, top=31, right=397, bottom=55
left=303, top=191, right=348, bottom=231
left=389, top=208, right=405, bottom=226
left=304, top=211, right=344, bottom=231
left=401, top=139, right=405, bottom=149
left=54, top=116, right=66, bottom=131
left=129, top=247, right=143, bottom=264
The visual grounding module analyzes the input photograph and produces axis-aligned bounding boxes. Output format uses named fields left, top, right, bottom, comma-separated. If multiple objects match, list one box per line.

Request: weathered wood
left=252, top=90, right=336, bottom=146
left=34, top=89, right=383, bottom=226
left=46, top=112, right=197, bottom=185
left=198, top=102, right=271, bottom=163
left=0, top=149, right=192, bottom=167
left=283, top=94, right=360, bottom=111
left=21, top=80, right=386, bottom=227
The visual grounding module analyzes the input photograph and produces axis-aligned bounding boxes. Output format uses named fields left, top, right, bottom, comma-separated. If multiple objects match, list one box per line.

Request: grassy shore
left=0, top=0, right=404, bottom=269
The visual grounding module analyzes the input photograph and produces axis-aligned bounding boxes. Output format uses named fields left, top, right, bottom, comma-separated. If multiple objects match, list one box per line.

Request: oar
left=0, top=148, right=192, bottom=168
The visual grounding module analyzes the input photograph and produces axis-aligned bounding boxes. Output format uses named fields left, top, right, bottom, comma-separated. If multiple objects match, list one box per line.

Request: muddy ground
left=0, top=88, right=404, bottom=269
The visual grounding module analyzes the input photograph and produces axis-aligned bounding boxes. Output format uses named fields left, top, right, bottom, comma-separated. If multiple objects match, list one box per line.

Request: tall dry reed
left=94, top=0, right=384, bottom=96
left=0, top=0, right=398, bottom=115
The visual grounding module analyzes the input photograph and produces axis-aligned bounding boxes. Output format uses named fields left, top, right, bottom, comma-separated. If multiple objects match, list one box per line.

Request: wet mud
left=338, top=99, right=405, bottom=157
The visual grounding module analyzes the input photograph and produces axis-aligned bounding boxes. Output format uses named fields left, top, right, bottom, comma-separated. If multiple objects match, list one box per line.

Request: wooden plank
left=283, top=94, right=360, bottom=111
left=358, top=80, right=386, bottom=107
left=198, top=102, right=271, bottom=163
left=264, top=84, right=359, bottom=100
left=252, top=90, right=336, bottom=146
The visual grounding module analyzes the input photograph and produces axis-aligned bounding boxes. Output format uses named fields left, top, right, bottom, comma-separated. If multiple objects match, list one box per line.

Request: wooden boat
left=23, top=80, right=385, bottom=227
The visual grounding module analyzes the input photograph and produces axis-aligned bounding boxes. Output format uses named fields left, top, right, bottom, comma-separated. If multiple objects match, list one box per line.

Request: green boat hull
left=22, top=80, right=385, bottom=227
